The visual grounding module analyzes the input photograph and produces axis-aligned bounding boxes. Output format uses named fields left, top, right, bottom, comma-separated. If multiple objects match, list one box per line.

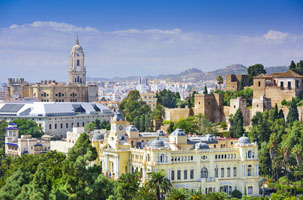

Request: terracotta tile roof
left=271, top=70, right=303, bottom=78
left=255, top=71, right=303, bottom=79
left=254, top=73, right=272, bottom=79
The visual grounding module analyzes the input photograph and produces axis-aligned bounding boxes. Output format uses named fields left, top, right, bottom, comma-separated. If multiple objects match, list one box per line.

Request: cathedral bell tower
left=69, top=36, right=86, bottom=85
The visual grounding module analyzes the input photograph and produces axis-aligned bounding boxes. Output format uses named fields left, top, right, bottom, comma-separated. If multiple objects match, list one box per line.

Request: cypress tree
left=287, top=98, right=299, bottom=125
left=229, top=108, right=245, bottom=138
left=187, top=98, right=191, bottom=108
left=167, top=122, right=174, bottom=134
left=289, top=60, right=296, bottom=71
left=296, top=60, right=303, bottom=75
left=274, top=103, right=279, bottom=119
left=134, top=116, right=140, bottom=130
left=203, top=86, right=208, bottom=94
left=278, top=109, right=285, bottom=119
left=139, top=115, right=145, bottom=132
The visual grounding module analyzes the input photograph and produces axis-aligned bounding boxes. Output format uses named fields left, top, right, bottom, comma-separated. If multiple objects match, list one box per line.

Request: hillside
left=87, top=64, right=289, bottom=83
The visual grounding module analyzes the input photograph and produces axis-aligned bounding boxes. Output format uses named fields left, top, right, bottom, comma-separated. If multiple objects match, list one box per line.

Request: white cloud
left=0, top=21, right=302, bottom=82
left=263, top=30, right=289, bottom=40
left=8, top=21, right=99, bottom=32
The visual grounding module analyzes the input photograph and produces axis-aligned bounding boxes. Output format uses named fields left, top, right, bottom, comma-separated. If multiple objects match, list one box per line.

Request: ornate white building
left=92, top=111, right=260, bottom=196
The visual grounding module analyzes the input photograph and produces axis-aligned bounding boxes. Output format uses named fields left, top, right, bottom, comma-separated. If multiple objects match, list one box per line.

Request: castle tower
left=69, top=36, right=86, bottom=85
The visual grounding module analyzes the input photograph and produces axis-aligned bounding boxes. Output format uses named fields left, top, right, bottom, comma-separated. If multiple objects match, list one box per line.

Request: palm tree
left=115, top=172, right=140, bottom=200
left=147, top=171, right=172, bottom=200
left=195, top=114, right=218, bottom=136
left=292, top=144, right=303, bottom=186
left=280, top=143, right=291, bottom=185
left=216, top=76, right=224, bottom=90
left=167, top=188, right=189, bottom=200
left=267, top=134, right=279, bottom=180
left=137, top=183, right=156, bottom=200
left=189, top=190, right=203, bottom=200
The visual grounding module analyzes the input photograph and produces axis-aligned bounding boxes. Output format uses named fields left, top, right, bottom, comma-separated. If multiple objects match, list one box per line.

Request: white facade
left=50, top=127, right=83, bottom=154
left=0, top=102, right=113, bottom=137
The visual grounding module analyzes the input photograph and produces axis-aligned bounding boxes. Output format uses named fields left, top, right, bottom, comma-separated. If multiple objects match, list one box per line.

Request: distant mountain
left=87, top=64, right=289, bottom=83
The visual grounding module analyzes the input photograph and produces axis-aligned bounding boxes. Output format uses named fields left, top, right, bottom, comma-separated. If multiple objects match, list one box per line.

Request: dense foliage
left=289, top=60, right=303, bottom=75
left=167, top=114, right=218, bottom=135
left=156, top=89, right=181, bottom=108
left=215, top=87, right=253, bottom=107
left=229, top=108, right=245, bottom=138
left=247, top=64, right=266, bottom=86
left=85, top=119, right=111, bottom=132
left=248, top=108, right=303, bottom=188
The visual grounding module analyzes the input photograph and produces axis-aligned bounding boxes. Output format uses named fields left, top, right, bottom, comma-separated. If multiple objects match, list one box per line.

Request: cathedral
left=7, top=37, right=98, bottom=102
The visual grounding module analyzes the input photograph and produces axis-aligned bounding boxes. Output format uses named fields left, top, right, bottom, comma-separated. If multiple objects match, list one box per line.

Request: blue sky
left=0, top=0, right=302, bottom=82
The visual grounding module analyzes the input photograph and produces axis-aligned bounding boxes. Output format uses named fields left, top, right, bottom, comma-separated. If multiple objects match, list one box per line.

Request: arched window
left=77, top=60, right=80, bottom=66
left=258, top=81, right=261, bottom=87
left=201, top=167, right=208, bottom=178
left=248, top=150, right=252, bottom=158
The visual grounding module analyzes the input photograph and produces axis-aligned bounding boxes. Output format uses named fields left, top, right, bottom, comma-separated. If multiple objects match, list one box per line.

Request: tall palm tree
left=167, top=188, right=189, bottom=200
left=292, top=144, right=303, bottom=186
left=280, top=143, right=291, bottom=185
left=267, top=134, right=278, bottom=180
left=147, top=171, right=172, bottom=200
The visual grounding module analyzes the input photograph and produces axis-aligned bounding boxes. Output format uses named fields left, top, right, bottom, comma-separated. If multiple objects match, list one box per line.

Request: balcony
left=205, top=177, right=216, bottom=182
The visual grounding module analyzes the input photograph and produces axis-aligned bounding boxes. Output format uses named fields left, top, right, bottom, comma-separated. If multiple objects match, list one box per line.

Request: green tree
left=289, top=60, right=296, bottom=71
left=229, top=108, right=245, bottom=138
left=195, top=114, right=218, bottom=135
left=173, top=116, right=198, bottom=134
left=167, top=188, right=189, bottom=200
left=147, top=171, right=172, bottom=200
left=68, top=133, right=97, bottom=162
left=247, top=64, right=266, bottom=85
left=286, top=98, right=299, bottom=126
left=156, top=89, right=180, bottom=108
left=231, top=189, right=242, bottom=199
left=133, top=116, right=140, bottom=130
left=95, top=119, right=101, bottom=129
left=152, top=105, right=164, bottom=121
left=114, top=172, right=140, bottom=200
left=292, top=144, right=303, bottom=186
left=259, top=142, right=271, bottom=176
left=119, top=90, right=151, bottom=122
left=139, top=115, right=145, bottom=132
left=278, top=109, right=285, bottom=119
left=11, top=119, right=43, bottom=138
left=203, top=85, right=208, bottom=94
left=216, top=76, right=224, bottom=90
left=167, top=122, right=174, bottom=134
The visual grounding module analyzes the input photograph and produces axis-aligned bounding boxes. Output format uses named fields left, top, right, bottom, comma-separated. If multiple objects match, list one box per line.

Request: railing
left=205, top=177, right=216, bottom=182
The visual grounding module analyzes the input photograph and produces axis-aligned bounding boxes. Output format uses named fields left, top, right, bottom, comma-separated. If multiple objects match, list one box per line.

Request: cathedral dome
left=70, top=37, right=84, bottom=57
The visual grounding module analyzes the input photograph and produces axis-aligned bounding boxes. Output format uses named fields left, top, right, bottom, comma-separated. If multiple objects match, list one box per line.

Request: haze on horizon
left=0, top=0, right=302, bottom=83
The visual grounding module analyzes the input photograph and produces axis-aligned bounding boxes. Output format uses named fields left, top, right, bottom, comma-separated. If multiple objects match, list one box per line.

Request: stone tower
left=69, top=36, right=86, bottom=85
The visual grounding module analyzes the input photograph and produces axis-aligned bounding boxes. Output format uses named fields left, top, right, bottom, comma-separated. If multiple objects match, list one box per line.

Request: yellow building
left=7, top=37, right=98, bottom=102
left=140, top=92, right=157, bottom=110
left=92, top=111, right=260, bottom=196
